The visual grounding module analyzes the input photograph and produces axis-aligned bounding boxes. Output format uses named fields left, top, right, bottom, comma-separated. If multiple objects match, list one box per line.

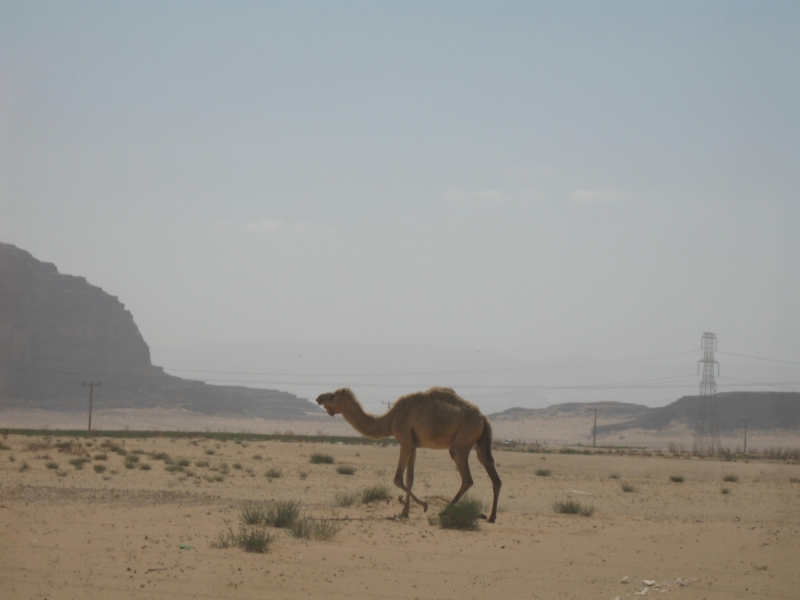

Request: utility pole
left=742, top=418, right=750, bottom=454
left=592, top=407, right=602, bottom=448
left=83, top=382, right=100, bottom=432
left=694, top=332, right=721, bottom=454
left=381, top=400, right=393, bottom=412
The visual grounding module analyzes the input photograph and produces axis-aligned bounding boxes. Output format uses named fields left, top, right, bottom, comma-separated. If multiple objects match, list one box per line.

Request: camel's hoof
left=422, top=502, right=429, bottom=513
left=397, top=513, right=409, bottom=520
left=487, top=516, right=496, bottom=524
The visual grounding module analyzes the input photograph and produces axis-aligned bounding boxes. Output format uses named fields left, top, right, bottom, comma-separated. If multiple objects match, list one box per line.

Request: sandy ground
left=1, top=432, right=799, bottom=600
left=3, top=407, right=799, bottom=451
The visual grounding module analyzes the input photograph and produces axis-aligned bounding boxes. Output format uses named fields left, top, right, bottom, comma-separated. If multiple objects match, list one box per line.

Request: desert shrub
left=177, top=458, right=190, bottom=467
left=298, top=470, right=308, bottom=480
left=335, top=491, right=358, bottom=507
left=336, top=465, right=356, bottom=475
left=723, top=474, right=739, bottom=482
left=233, top=462, right=242, bottom=470
left=362, top=483, right=391, bottom=503
left=290, top=517, right=341, bottom=540
left=46, top=461, right=59, bottom=470
left=267, top=501, right=302, bottom=528
left=93, top=464, right=106, bottom=473
left=310, top=453, right=335, bottom=464
left=205, top=449, right=215, bottom=455
left=125, top=454, right=140, bottom=464
left=93, top=453, right=108, bottom=461
left=0, top=442, right=10, bottom=450
left=621, top=482, right=636, bottom=493
left=101, top=442, right=127, bottom=456
left=165, top=464, right=184, bottom=473
left=608, top=473, right=621, bottom=480
left=19, top=461, right=30, bottom=472
left=69, top=457, right=89, bottom=470
left=721, top=487, right=731, bottom=495
left=431, top=496, right=484, bottom=530
left=670, top=475, right=685, bottom=483
left=535, top=469, right=551, bottom=477
left=241, top=503, right=269, bottom=525
left=253, top=454, right=263, bottom=460
left=139, top=463, right=152, bottom=471
left=211, top=526, right=272, bottom=553
left=266, top=468, right=282, bottom=479
left=195, top=460, right=210, bottom=468
left=553, top=498, right=595, bottom=517
left=149, top=452, right=170, bottom=461
left=790, top=477, right=800, bottom=483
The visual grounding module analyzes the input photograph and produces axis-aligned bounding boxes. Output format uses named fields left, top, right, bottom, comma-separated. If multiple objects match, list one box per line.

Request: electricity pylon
left=693, top=332, right=720, bottom=453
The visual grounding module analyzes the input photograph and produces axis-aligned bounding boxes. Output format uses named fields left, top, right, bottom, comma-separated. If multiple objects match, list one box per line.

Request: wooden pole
left=743, top=418, right=750, bottom=454
left=83, top=382, right=100, bottom=432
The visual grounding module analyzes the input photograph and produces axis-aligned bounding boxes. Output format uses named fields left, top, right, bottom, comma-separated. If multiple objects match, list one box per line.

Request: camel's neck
left=340, top=397, right=393, bottom=440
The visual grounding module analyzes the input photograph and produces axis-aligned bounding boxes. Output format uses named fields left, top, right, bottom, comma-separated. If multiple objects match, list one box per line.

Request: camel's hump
left=398, top=387, right=484, bottom=417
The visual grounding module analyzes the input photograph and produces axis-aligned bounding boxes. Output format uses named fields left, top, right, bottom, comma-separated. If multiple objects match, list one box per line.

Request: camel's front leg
left=393, top=444, right=428, bottom=515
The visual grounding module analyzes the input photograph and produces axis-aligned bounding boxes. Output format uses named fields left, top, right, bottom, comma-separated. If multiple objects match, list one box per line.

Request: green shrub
left=195, top=460, right=210, bottom=468
left=336, top=465, right=356, bottom=475
left=46, top=461, right=59, bottom=470
left=233, top=462, right=242, bottom=470
left=93, top=453, right=108, bottom=461
left=149, top=452, right=170, bottom=461
left=723, top=474, right=738, bottom=482
left=177, top=458, right=190, bottom=467
left=553, top=498, right=595, bottom=516
left=266, top=468, right=282, bottom=479
left=19, top=461, right=30, bottom=472
left=430, top=496, right=484, bottom=530
left=93, top=464, right=106, bottom=473
left=310, top=453, right=335, bottom=464
left=670, top=475, right=685, bottom=483
left=621, top=482, right=636, bottom=493
left=139, top=463, right=152, bottom=471
left=535, top=469, right=551, bottom=477
left=721, top=487, right=731, bottom=495
left=608, top=473, right=621, bottom=480
left=361, top=484, right=390, bottom=503
left=205, top=449, right=215, bottom=456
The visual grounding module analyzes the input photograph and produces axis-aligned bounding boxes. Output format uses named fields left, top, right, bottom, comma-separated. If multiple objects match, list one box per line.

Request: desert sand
left=1, top=432, right=799, bottom=599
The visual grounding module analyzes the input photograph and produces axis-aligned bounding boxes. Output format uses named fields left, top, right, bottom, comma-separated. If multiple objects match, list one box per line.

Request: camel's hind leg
left=401, top=447, right=418, bottom=516
left=393, top=444, right=428, bottom=514
left=475, top=436, right=502, bottom=523
left=446, top=446, right=474, bottom=508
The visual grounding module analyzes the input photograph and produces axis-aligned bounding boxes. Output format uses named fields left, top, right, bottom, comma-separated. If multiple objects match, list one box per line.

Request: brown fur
left=316, top=387, right=502, bottom=522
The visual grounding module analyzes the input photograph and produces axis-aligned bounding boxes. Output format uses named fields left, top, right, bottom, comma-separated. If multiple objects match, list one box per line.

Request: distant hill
left=490, top=401, right=650, bottom=422
left=490, top=392, right=800, bottom=433
left=0, top=242, right=323, bottom=420
left=595, top=392, right=800, bottom=433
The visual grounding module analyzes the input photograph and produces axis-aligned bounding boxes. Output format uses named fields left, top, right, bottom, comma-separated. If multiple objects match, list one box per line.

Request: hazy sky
left=1, top=2, right=798, bottom=408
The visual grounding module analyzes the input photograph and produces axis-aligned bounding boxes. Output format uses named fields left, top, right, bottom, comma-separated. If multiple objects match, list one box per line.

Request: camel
left=315, top=387, right=502, bottom=522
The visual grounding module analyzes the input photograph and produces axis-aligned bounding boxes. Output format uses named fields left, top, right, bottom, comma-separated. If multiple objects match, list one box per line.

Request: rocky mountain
left=0, top=242, right=323, bottom=420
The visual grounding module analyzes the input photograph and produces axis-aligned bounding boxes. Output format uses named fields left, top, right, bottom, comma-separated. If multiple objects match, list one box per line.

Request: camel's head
left=315, top=388, right=350, bottom=417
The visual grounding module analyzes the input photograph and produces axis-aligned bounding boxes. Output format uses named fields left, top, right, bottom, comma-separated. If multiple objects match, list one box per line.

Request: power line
left=716, top=351, right=800, bottom=367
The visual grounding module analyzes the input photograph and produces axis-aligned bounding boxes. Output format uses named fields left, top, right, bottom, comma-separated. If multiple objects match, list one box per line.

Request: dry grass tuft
left=553, top=498, right=595, bottom=516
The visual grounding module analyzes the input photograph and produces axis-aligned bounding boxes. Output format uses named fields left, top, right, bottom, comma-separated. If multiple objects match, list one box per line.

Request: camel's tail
left=477, top=416, right=495, bottom=463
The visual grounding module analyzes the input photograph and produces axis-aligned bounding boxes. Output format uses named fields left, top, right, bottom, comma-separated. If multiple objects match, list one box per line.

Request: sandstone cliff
left=0, top=242, right=322, bottom=420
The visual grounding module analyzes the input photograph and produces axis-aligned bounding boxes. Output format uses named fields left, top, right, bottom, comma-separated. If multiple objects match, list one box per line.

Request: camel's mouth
left=323, top=404, right=338, bottom=417
left=315, top=392, right=339, bottom=417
